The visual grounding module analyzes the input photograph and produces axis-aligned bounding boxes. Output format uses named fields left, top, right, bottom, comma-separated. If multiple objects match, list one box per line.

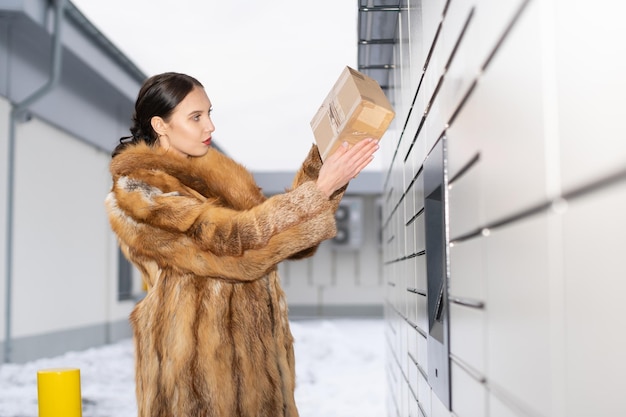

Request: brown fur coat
left=105, top=143, right=343, bottom=417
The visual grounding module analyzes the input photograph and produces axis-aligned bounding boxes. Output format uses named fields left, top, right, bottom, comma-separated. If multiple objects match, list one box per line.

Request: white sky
left=71, top=1, right=381, bottom=172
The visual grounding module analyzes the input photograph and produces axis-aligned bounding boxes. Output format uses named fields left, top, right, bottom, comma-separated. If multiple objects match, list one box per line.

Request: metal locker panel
left=394, top=208, right=403, bottom=260
left=473, top=0, right=548, bottom=225
left=487, top=392, right=524, bottom=417
left=408, top=357, right=420, bottom=406
left=407, top=0, right=425, bottom=94
left=393, top=157, right=405, bottom=198
left=450, top=361, right=487, bottom=417
left=403, top=101, right=425, bottom=172
left=407, top=288, right=419, bottom=326
left=414, top=209, right=426, bottom=255
left=439, top=0, right=474, bottom=66
left=407, top=132, right=425, bottom=187
left=474, top=0, right=527, bottom=68
left=390, top=315, right=401, bottom=362
left=417, top=371, right=431, bottom=416
left=449, top=303, right=485, bottom=375
left=403, top=146, right=416, bottom=187
left=392, top=260, right=404, bottom=318
left=405, top=184, right=417, bottom=256
left=415, top=288, right=428, bottom=334
left=408, top=394, right=421, bottom=417
left=409, top=133, right=428, bottom=183
left=562, top=181, right=626, bottom=417
left=401, top=374, right=411, bottom=417
left=416, top=329, right=429, bottom=376
left=391, top=165, right=403, bottom=212
left=445, top=115, right=482, bottom=182
left=387, top=310, right=400, bottom=357
left=408, top=38, right=445, bottom=140
left=555, top=0, right=626, bottom=191
left=393, top=214, right=403, bottom=265
left=406, top=209, right=418, bottom=259
left=431, top=391, right=452, bottom=417
left=385, top=214, right=404, bottom=270
left=384, top=270, right=395, bottom=317
left=408, top=318, right=419, bottom=357
left=485, top=214, right=552, bottom=416
left=449, top=238, right=485, bottom=301
left=401, top=259, right=417, bottom=323
left=388, top=208, right=404, bottom=261
left=396, top=141, right=420, bottom=184
left=439, top=1, right=483, bottom=125
left=422, top=92, right=448, bottom=156
left=380, top=136, right=397, bottom=175
left=408, top=253, right=420, bottom=292
left=415, top=265, right=429, bottom=333
left=402, top=320, right=413, bottom=378
left=399, top=9, right=414, bottom=121
left=415, top=252, right=427, bottom=295
left=449, top=237, right=487, bottom=377
left=422, top=45, right=446, bottom=118
left=448, top=161, right=482, bottom=240
left=418, top=0, right=447, bottom=70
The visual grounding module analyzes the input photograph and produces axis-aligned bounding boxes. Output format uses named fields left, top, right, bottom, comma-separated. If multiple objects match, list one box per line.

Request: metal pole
left=4, top=0, right=66, bottom=363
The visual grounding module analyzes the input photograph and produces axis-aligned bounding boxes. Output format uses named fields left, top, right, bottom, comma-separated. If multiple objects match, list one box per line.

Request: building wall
left=0, top=0, right=144, bottom=362
left=383, top=1, right=626, bottom=416
left=0, top=96, right=135, bottom=363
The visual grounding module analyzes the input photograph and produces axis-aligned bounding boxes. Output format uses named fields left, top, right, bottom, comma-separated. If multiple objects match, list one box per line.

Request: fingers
left=356, top=155, right=375, bottom=173
left=316, top=138, right=379, bottom=196
left=333, top=141, right=350, bottom=157
left=341, top=138, right=379, bottom=173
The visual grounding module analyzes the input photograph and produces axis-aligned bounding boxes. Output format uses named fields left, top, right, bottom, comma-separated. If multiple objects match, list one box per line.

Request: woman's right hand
left=315, top=138, right=379, bottom=198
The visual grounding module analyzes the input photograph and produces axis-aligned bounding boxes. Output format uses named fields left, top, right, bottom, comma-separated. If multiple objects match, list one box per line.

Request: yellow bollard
left=37, top=368, right=82, bottom=417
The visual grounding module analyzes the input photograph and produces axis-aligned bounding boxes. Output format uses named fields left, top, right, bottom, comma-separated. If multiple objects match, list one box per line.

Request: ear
left=151, top=116, right=168, bottom=136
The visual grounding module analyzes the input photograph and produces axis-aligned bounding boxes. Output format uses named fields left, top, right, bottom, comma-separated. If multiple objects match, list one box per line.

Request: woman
left=105, top=72, right=378, bottom=417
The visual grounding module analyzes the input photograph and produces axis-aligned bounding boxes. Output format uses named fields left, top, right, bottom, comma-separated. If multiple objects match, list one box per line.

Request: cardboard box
left=310, top=66, right=395, bottom=161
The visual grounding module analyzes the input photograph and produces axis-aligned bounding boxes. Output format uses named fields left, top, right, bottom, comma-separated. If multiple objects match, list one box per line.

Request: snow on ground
left=0, top=319, right=385, bottom=417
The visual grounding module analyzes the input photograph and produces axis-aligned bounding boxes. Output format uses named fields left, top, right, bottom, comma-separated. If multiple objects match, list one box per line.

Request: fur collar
left=110, top=142, right=266, bottom=210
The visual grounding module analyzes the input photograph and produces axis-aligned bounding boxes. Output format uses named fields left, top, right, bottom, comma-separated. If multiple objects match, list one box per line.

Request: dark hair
left=112, top=72, right=203, bottom=157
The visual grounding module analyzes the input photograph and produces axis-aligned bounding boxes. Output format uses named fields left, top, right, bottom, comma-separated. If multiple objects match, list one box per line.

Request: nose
left=206, top=117, right=215, bottom=133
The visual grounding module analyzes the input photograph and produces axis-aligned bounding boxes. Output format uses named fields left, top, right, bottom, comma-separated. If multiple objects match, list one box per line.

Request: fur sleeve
left=110, top=170, right=333, bottom=256
left=282, top=144, right=349, bottom=260
left=107, top=191, right=337, bottom=281
left=292, top=144, right=347, bottom=203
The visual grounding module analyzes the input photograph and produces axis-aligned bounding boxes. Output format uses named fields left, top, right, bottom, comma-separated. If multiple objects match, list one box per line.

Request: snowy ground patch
left=0, top=319, right=385, bottom=417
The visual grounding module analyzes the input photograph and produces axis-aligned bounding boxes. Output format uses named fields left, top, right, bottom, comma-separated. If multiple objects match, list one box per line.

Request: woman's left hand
left=315, top=138, right=379, bottom=198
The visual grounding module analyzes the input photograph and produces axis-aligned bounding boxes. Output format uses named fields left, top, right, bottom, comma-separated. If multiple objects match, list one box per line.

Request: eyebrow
left=188, top=108, right=212, bottom=116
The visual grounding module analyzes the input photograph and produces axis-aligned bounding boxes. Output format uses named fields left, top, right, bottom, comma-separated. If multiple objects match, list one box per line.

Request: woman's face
left=153, top=86, right=215, bottom=157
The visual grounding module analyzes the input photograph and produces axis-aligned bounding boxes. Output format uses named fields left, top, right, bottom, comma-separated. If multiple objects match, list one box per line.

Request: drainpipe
left=4, top=0, right=66, bottom=363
